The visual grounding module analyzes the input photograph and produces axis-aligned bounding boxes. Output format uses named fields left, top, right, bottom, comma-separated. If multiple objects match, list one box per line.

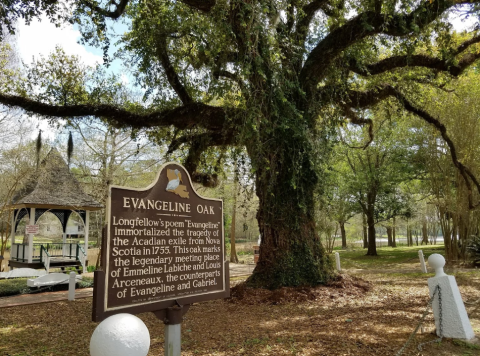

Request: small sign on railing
left=25, top=225, right=39, bottom=234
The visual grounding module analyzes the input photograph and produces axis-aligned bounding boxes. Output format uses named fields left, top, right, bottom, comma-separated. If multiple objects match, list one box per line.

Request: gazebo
left=7, top=148, right=103, bottom=273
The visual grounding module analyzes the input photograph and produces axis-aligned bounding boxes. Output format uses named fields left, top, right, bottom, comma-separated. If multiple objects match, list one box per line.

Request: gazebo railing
left=10, top=243, right=86, bottom=267
left=40, top=245, right=51, bottom=272
left=10, top=243, right=27, bottom=262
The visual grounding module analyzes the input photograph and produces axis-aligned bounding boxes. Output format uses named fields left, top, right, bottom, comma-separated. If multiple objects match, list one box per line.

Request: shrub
left=0, top=278, right=30, bottom=297
left=467, top=236, right=480, bottom=266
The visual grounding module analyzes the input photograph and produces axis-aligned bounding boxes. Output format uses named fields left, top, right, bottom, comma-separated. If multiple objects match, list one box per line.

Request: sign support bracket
left=153, top=303, right=190, bottom=356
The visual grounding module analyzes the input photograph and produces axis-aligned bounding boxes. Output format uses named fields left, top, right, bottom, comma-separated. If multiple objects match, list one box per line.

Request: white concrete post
left=427, top=254, right=475, bottom=340
left=84, top=211, right=90, bottom=252
left=28, top=208, right=35, bottom=263
left=334, top=252, right=341, bottom=272
left=418, top=250, right=427, bottom=273
left=68, top=271, right=76, bottom=301
left=165, top=324, right=182, bottom=356
left=90, top=313, right=150, bottom=356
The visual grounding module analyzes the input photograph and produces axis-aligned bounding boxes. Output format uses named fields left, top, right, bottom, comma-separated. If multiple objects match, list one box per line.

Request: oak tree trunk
left=386, top=226, right=393, bottom=247
left=247, top=141, right=335, bottom=288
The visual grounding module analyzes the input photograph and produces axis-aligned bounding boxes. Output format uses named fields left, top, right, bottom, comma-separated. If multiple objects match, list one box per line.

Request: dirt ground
left=0, top=268, right=479, bottom=356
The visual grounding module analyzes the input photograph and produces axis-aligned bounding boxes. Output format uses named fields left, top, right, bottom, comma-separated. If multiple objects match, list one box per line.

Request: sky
left=16, top=16, right=127, bottom=140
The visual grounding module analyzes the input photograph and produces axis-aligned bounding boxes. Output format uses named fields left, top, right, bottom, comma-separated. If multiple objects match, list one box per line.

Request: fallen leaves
left=0, top=270, right=478, bottom=355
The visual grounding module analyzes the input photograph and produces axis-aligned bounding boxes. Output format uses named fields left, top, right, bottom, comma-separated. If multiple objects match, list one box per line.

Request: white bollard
left=334, top=252, right=341, bottom=272
left=427, top=254, right=475, bottom=340
left=68, top=272, right=76, bottom=301
left=418, top=250, right=427, bottom=273
left=90, top=314, right=150, bottom=356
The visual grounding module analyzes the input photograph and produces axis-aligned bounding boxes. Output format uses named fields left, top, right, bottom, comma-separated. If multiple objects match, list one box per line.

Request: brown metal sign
left=92, top=163, right=229, bottom=322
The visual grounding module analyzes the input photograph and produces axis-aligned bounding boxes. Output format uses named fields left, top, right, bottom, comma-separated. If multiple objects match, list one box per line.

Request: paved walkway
left=0, top=263, right=255, bottom=308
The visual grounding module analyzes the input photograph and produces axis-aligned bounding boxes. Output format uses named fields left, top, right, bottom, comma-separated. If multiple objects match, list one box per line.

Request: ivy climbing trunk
left=246, top=133, right=335, bottom=289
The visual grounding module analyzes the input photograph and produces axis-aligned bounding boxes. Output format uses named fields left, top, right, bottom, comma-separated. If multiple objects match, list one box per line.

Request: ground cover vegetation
left=1, top=0, right=480, bottom=288
left=0, top=246, right=479, bottom=355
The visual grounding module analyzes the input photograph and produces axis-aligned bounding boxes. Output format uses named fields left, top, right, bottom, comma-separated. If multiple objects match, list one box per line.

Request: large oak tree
left=1, top=0, right=480, bottom=288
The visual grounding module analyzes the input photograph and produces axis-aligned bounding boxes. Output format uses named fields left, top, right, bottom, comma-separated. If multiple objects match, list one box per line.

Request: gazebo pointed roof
left=10, top=148, right=103, bottom=210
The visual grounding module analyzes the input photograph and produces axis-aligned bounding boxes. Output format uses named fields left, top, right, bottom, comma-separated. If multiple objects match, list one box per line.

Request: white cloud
left=17, top=16, right=103, bottom=67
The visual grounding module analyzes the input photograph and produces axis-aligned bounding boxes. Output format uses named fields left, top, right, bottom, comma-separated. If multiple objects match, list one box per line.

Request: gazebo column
left=84, top=211, right=90, bottom=252
left=28, top=207, right=35, bottom=263
left=10, top=210, right=16, bottom=247
left=62, top=231, right=67, bottom=257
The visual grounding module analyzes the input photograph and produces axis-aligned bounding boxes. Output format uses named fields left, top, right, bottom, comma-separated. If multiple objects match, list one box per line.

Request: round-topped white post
left=418, top=250, right=427, bottom=273
left=428, top=253, right=446, bottom=277
left=427, top=254, right=475, bottom=340
left=334, top=252, right=341, bottom=272
left=90, top=314, right=150, bottom=356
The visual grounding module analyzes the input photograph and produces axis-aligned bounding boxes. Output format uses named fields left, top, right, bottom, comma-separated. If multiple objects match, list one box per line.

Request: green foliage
left=2, top=0, right=480, bottom=287
left=0, top=278, right=29, bottom=297
left=467, top=236, right=480, bottom=266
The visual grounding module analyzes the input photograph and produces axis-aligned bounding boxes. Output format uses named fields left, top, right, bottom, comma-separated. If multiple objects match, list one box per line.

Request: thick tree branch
left=295, top=0, right=331, bottom=45
left=345, top=85, right=480, bottom=209
left=156, top=32, right=193, bottom=104
left=349, top=35, right=480, bottom=76
left=167, top=131, right=237, bottom=187
left=300, top=0, right=478, bottom=91
left=213, top=69, right=245, bottom=90
left=80, top=0, right=130, bottom=19
left=181, top=0, right=216, bottom=12
left=345, top=85, right=398, bottom=108
left=395, top=91, right=480, bottom=209
left=0, top=93, right=237, bottom=132
left=341, top=106, right=374, bottom=149
left=81, top=0, right=215, bottom=19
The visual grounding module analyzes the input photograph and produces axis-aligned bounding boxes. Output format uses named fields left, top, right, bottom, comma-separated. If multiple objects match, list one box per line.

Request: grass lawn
left=336, top=245, right=446, bottom=270
left=0, top=245, right=479, bottom=356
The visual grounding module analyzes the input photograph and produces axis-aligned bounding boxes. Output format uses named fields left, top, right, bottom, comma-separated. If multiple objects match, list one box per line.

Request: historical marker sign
left=93, top=163, right=229, bottom=321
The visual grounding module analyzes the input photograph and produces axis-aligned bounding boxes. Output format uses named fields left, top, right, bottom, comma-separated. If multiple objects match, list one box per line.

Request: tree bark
left=229, top=173, right=239, bottom=264
left=392, top=217, right=397, bottom=248
left=366, top=190, right=377, bottom=256
left=422, top=220, right=428, bottom=245
left=406, top=221, right=413, bottom=246
left=340, top=221, right=347, bottom=249
left=362, top=213, right=368, bottom=248
left=247, top=143, right=335, bottom=288
left=386, top=225, right=393, bottom=247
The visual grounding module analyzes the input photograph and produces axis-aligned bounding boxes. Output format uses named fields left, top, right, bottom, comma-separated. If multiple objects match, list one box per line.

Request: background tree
left=1, top=0, right=480, bottom=286
left=340, top=111, right=423, bottom=255
left=421, top=72, right=480, bottom=262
